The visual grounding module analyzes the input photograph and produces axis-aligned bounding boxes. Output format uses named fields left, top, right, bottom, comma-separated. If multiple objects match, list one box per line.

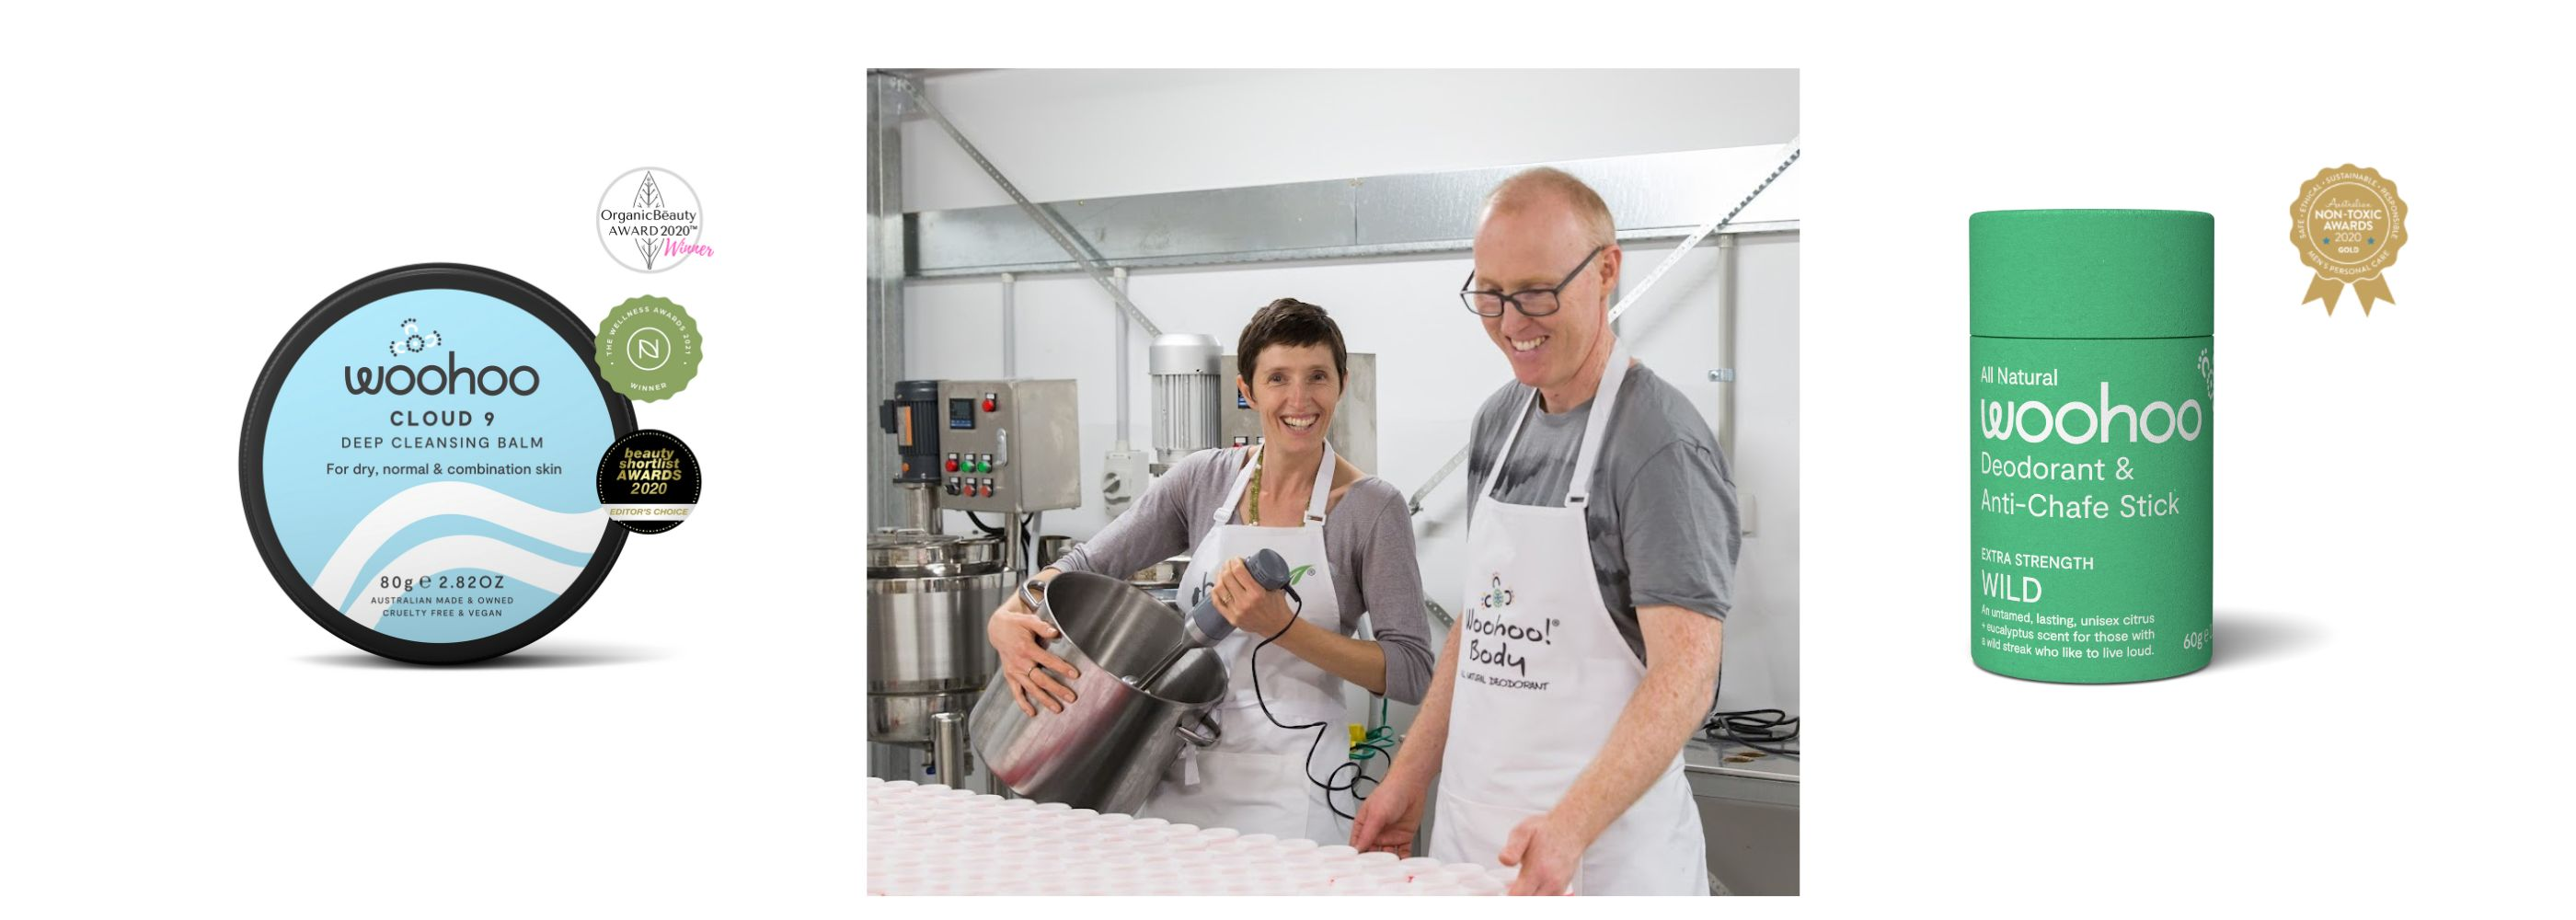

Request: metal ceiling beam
left=905, top=146, right=1800, bottom=279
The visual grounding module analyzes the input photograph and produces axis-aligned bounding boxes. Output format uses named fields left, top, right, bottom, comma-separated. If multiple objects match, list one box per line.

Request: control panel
left=930, top=378, right=1080, bottom=512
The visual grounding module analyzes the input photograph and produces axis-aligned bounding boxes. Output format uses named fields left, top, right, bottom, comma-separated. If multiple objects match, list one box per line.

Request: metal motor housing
left=1149, top=334, right=1223, bottom=466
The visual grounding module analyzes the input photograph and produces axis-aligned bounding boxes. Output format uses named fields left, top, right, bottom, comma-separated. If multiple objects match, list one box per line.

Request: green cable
left=1347, top=696, right=1397, bottom=761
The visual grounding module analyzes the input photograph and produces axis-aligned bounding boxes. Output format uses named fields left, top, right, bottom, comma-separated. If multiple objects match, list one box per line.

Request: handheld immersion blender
left=1124, top=546, right=1396, bottom=820
left=1127, top=548, right=1296, bottom=689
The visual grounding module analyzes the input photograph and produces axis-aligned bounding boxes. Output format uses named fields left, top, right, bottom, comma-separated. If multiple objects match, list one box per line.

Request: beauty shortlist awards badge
left=2289, top=165, right=2409, bottom=316
left=596, top=429, right=700, bottom=535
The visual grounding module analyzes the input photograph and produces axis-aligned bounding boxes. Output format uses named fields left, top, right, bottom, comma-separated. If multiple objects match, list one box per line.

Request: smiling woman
left=1234, top=298, right=1348, bottom=471
left=985, top=295, right=1434, bottom=843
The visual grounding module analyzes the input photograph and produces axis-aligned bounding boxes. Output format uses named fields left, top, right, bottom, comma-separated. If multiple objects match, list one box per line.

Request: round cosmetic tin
left=240, top=264, right=635, bottom=663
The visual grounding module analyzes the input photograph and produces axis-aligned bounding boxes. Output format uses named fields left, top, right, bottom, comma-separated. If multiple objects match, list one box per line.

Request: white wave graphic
left=309, top=481, right=604, bottom=609
left=341, top=535, right=586, bottom=627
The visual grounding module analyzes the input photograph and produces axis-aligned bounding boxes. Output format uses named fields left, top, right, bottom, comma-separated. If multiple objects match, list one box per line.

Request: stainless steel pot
left=1036, top=535, right=1078, bottom=570
left=1036, top=535, right=1187, bottom=589
left=868, top=689, right=982, bottom=745
left=968, top=570, right=1228, bottom=813
left=1129, top=554, right=1189, bottom=588
left=868, top=532, right=1007, bottom=745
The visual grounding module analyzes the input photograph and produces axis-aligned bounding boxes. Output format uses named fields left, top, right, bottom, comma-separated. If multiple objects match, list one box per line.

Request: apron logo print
left=1479, top=574, right=1516, bottom=609
left=1287, top=564, right=1313, bottom=586
left=1462, top=605, right=1558, bottom=679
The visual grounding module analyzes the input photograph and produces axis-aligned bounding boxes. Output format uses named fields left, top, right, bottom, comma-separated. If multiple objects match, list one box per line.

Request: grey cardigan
left=1048, top=446, right=1432, bottom=704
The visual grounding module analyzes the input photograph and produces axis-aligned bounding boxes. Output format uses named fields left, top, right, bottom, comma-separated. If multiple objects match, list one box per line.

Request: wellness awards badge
left=595, top=295, right=703, bottom=402
left=2290, top=165, right=2409, bottom=315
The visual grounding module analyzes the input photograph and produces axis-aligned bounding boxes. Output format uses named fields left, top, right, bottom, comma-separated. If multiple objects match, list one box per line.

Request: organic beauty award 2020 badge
left=2290, top=165, right=2409, bottom=316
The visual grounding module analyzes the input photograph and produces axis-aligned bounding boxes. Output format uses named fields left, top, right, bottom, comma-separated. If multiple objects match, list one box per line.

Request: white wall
left=897, top=69, right=1800, bottom=718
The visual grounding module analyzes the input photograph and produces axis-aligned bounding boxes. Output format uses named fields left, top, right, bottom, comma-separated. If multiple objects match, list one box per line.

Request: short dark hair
left=1237, top=298, right=1349, bottom=385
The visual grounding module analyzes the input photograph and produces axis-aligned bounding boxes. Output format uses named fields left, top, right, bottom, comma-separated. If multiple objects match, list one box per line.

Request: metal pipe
left=1003, top=504, right=1026, bottom=577
left=1114, top=267, right=1132, bottom=449
left=931, top=711, right=966, bottom=788
left=1607, top=136, right=1798, bottom=326
left=901, top=483, right=940, bottom=535
left=1000, top=272, right=1018, bottom=378
left=1719, top=234, right=1738, bottom=455
left=867, top=72, right=909, bottom=530
left=891, top=75, right=1164, bottom=338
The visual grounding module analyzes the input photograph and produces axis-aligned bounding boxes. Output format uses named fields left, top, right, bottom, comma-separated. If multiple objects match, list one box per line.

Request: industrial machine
left=1148, top=334, right=1224, bottom=475
left=882, top=379, right=1078, bottom=525
left=865, top=533, right=1006, bottom=750
left=871, top=378, right=1080, bottom=790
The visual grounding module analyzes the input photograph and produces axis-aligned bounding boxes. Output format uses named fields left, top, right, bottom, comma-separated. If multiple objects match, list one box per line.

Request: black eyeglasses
left=1459, top=245, right=1605, bottom=317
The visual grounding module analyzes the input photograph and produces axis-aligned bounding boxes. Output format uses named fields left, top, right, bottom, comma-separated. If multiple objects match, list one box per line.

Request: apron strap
left=1479, top=338, right=1636, bottom=509
left=1213, top=446, right=1260, bottom=526
left=1303, top=441, right=1335, bottom=524
left=1480, top=392, right=1539, bottom=502
left=1564, top=339, right=1632, bottom=508
left=1213, top=442, right=1338, bottom=526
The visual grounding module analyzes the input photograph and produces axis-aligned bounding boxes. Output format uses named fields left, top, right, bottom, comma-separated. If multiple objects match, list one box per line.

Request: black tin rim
left=238, top=263, right=636, bottom=664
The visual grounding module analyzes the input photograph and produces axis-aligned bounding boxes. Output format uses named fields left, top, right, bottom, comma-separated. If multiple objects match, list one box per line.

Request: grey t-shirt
left=1466, top=362, right=1738, bottom=663
left=1049, top=446, right=1434, bottom=704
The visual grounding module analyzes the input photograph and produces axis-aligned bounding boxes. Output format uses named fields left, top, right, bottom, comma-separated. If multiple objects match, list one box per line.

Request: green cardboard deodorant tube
left=1971, top=210, right=2213, bottom=683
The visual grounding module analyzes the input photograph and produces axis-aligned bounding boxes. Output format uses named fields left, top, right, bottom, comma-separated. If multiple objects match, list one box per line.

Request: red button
left=945, top=457, right=959, bottom=472
left=982, top=397, right=997, bottom=412
left=980, top=483, right=994, bottom=498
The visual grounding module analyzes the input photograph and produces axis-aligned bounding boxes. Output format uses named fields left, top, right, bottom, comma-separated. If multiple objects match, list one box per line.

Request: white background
left=6, top=3, right=2571, bottom=917
left=1803, top=11, right=2576, bottom=914
left=1, top=6, right=865, bottom=917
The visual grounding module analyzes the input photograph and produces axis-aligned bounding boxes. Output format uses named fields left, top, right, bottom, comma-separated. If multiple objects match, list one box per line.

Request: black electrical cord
left=1248, top=586, right=1390, bottom=822
left=1702, top=707, right=1800, bottom=757
left=963, top=511, right=1006, bottom=539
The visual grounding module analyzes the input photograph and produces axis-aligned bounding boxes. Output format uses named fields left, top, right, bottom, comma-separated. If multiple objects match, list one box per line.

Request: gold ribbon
left=2291, top=166, right=2408, bottom=316
left=2302, top=274, right=2397, bottom=316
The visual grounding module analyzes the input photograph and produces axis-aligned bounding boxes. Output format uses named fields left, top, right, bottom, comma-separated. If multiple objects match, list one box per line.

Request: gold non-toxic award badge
left=2289, top=166, right=2408, bottom=316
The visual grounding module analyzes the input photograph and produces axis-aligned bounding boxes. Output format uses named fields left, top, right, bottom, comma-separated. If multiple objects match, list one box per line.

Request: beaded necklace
left=1247, top=446, right=1266, bottom=525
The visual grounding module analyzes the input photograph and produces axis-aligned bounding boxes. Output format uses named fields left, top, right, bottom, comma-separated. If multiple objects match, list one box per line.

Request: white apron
left=1137, top=443, right=1349, bottom=843
left=1427, top=342, right=1707, bottom=895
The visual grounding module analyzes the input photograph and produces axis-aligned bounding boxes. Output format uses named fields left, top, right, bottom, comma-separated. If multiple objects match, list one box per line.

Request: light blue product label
left=262, top=289, right=615, bottom=642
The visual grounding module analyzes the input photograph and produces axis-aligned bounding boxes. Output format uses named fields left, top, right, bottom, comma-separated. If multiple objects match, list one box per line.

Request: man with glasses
left=1351, top=167, right=1736, bottom=895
